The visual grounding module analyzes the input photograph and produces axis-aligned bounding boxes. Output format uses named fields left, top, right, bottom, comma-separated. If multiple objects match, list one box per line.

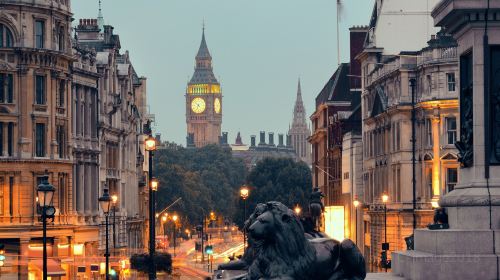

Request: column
left=431, top=117, right=440, bottom=198
left=78, top=163, right=85, bottom=215
left=84, top=163, right=91, bottom=215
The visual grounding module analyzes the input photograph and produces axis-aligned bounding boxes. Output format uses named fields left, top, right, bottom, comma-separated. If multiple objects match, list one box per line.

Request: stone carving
left=309, top=187, right=325, bottom=230
left=217, top=202, right=366, bottom=280
left=456, top=54, right=474, bottom=167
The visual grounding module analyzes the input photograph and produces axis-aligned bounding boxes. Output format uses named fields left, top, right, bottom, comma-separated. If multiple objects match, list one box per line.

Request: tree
left=154, top=144, right=247, bottom=227
left=236, top=158, right=312, bottom=227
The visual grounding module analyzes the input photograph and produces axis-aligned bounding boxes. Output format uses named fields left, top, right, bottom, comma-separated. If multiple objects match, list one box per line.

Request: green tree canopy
left=236, top=157, right=312, bottom=227
left=154, top=144, right=247, bottom=227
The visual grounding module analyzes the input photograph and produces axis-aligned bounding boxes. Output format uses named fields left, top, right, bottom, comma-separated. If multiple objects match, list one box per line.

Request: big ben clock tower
left=186, top=28, right=222, bottom=147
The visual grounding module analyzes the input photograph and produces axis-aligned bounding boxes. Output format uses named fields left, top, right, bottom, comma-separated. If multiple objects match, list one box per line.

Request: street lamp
left=353, top=198, right=360, bottom=245
left=240, top=186, right=249, bottom=250
left=99, top=188, right=112, bottom=280
left=294, top=205, right=302, bottom=216
left=381, top=193, right=389, bottom=272
left=111, top=195, right=118, bottom=250
left=37, top=174, right=55, bottom=280
left=161, top=215, right=167, bottom=251
left=172, top=215, right=178, bottom=257
left=145, top=134, right=157, bottom=280
left=151, top=178, right=159, bottom=192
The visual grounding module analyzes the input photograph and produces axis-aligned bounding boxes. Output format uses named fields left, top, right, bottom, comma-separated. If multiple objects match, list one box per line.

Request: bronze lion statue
left=234, top=201, right=365, bottom=280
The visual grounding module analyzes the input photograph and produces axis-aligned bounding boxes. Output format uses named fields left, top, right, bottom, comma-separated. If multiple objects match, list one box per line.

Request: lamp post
left=410, top=78, right=417, bottom=232
left=111, top=195, right=118, bottom=250
left=353, top=198, right=360, bottom=245
left=99, top=188, right=112, bottom=280
left=172, top=214, right=178, bottom=257
left=294, top=205, right=302, bottom=216
left=382, top=193, right=389, bottom=272
left=240, top=186, right=249, bottom=249
left=145, top=135, right=157, bottom=280
left=37, top=175, right=55, bottom=280
left=162, top=215, right=167, bottom=251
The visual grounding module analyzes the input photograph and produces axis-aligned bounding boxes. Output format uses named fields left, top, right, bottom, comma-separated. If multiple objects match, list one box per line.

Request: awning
left=31, top=259, right=66, bottom=276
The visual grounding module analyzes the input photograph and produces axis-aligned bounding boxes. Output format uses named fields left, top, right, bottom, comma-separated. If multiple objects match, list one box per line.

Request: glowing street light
left=294, top=206, right=302, bottom=215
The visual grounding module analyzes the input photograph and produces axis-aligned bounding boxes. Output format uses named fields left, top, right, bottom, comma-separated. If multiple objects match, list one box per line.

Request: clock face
left=214, top=98, right=221, bottom=114
left=191, top=97, right=206, bottom=114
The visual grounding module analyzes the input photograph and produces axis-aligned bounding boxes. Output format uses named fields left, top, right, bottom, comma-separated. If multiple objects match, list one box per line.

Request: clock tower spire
left=186, top=27, right=222, bottom=147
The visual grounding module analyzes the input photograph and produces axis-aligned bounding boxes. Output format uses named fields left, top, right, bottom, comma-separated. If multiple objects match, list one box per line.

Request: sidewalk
left=366, top=273, right=405, bottom=279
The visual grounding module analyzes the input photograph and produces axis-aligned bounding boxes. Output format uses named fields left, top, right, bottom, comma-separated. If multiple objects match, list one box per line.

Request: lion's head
left=247, top=201, right=316, bottom=280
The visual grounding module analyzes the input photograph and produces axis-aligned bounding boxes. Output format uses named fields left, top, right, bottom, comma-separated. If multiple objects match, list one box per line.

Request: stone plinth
left=393, top=0, right=500, bottom=279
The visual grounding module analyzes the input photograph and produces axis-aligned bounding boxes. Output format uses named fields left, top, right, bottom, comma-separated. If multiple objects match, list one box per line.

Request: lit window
left=446, top=117, right=457, bottom=145
left=447, top=73, right=456, bottom=92
left=446, top=168, right=458, bottom=193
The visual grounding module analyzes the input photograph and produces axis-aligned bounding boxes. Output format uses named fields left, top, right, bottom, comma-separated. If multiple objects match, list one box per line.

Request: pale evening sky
left=72, top=0, right=375, bottom=145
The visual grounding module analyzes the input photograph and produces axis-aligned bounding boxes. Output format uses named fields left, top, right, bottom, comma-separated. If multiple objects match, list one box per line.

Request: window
left=59, top=176, right=65, bottom=214
left=58, top=26, right=65, bottom=51
left=426, top=75, right=432, bottom=94
left=425, top=119, right=433, bottom=147
left=446, top=168, right=458, bottom=193
left=447, top=73, right=456, bottom=92
left=0, top=122, right=3, bottom=155
left=9, top=177, right=13, bottom=216
left=35, top=75, right=45, bottom=105
left=0, top=24, right=14, bottom=48
left=0, top=73, right=14, bottom=103
left=58, top=80, right=65, bottom=107
left=35, top=123, right=45, bottom=157
left=446, top=117, right=457, bottom=144
left=425, top=167, right=433, bottom=199
left=35, top=20, right=45, bottom=49
left=7, top=122, right=13, bottom=156
left=57, top=125, right=65, bottom=158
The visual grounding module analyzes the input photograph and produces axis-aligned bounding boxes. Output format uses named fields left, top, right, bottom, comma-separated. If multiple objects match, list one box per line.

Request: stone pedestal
left=392, top=1, right=500, bottom=279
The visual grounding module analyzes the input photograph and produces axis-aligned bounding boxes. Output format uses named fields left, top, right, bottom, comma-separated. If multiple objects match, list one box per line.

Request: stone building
left=357, top=0, right=459, bottom=270
left=309, top=26, right=365, bottom=242
left=75, top=17, right=149, bottom=258
left=230, top=131, right=297, bottom=169
left=288, top=80, right=311, bottom=165
left=0, top=0, right=77, bottom=278
left=394, top=1, right=500, bottom=279
left=186, top=28, right=222, bottom=148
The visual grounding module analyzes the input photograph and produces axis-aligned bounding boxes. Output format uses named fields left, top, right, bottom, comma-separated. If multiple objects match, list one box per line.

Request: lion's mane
left=248, top=202, right=316, bottom=280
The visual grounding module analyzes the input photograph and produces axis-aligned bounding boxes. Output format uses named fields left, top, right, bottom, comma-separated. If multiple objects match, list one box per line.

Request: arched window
left=0, top=24, right=14, bottom=48
left=58, top=26, right=65, bottom=51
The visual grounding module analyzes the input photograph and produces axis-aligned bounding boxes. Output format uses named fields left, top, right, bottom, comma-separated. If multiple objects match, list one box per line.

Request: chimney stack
left=268, top=132, right=275, bottom=146
left=278, top=134, right=284, bottom=147
left=259, top=131, right=266, bottom=145
left=251, top=135, right=256, bottom=147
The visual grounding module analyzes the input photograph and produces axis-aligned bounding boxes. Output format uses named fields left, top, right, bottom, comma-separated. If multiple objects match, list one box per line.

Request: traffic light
left=195, top=242, right=201, bottom=252
left=205, top=245, right=213, bottom=255
left=204, top=234, right=209, bottom=241
left=0, top=244, right=5, bottom=267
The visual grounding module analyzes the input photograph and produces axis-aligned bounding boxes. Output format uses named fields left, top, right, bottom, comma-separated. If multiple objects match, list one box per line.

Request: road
left=170, top=233, right=245, bottom=279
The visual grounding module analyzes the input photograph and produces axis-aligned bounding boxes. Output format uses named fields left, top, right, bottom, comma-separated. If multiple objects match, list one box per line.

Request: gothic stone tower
left=288, top=79, right=311, bottom=165
left=186, top=28, right=222, bottom=147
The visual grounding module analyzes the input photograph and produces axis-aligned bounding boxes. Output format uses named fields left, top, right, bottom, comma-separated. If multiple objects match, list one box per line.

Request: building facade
left=0, top=0, right=79, bottom=279
left=231, top=131, right=297, bottom=169
left=288, top=80, right=311, bottom=165
left=309, top=27, right=365, bottom=243
left=358, top=0, right=459, bottom=268
left=0, top=1, right=150, bottom=278
left=75, top=18, right=149, bottom=257
left=186, top=29, right=222, bottom=148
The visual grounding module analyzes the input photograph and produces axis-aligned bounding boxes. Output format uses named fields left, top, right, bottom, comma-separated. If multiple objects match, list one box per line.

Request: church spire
left=97, top=0, right=104, bottom=31
left=293, top=78, right=305, bottom=121
left=196, top=25, right=212, bottom=59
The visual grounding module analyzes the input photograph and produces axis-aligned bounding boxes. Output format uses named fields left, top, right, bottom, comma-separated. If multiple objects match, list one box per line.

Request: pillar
left=431, top=116, right=441, bottom=198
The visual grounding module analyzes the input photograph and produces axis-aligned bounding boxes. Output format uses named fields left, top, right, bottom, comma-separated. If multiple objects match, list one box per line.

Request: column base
left=392, top=229, right=500, bottom=280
